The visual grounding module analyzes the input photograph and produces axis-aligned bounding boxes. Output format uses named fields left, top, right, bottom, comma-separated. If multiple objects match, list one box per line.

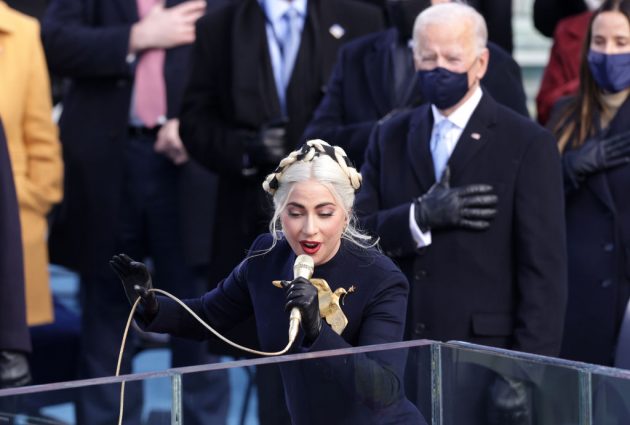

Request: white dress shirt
left=260, top=0, right=307, bottom=109
left=409, top=85, right=484, bottom=248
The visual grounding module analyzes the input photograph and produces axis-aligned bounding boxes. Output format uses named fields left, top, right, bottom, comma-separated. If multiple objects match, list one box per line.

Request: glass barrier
left=2, top=340, right=630, bottom=425
left=0, top=340, right=434, bottom=425
left=590, top=365, right=630, bottom=425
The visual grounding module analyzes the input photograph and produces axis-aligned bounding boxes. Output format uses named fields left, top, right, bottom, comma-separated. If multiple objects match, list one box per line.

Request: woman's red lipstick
left=300, top=240, right=321, bottom=255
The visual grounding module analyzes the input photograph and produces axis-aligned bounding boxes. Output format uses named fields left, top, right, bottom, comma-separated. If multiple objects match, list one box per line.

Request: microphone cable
left=115, top=288, right=301, bottom=425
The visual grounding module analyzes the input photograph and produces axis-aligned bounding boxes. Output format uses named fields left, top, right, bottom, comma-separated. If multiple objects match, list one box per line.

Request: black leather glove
left=413, top=167, right=498, bottom=232
left=0, top=350, right=31, bottom=389
left=243, top=120, right=288, bottom=169
left=283, top=277, right=322, bottom=344
left=487, top=376, right=532, bottom=425
left=563, top=130, right=630, bottom=186
left=110, top=254, right=159, bottom=322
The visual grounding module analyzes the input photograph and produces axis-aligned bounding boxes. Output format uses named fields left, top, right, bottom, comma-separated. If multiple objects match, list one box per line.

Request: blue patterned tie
left=278, top=7, right=301, bottom=113
left=431, top=119, right=453, bottom=181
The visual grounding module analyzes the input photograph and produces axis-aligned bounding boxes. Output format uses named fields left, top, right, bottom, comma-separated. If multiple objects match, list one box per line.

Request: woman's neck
left=599, top=88, right=630, bottom=129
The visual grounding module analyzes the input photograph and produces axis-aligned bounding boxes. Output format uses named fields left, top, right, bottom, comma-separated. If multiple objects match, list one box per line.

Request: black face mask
left=385, top=0, right=431, bottom=42
left=416, top=66, right=470, bottom=110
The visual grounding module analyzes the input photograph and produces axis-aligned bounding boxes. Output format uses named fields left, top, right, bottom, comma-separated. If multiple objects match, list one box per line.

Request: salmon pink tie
left=134, top=0, right=166, bottom=128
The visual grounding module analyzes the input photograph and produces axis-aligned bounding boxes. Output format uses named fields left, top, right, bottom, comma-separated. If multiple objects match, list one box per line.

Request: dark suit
left=41, top=1, right=225, bottom=424
left=355, top=92, right=567, bottom=355
left=146, top=234, right=427, bottom=425
left=550, top=98, right=630, bottom=366
left=303, top=28, right=528, bottom=168
left=0, top=120, right=29, bottom=353
left=355, top=93, right=567, bottom=424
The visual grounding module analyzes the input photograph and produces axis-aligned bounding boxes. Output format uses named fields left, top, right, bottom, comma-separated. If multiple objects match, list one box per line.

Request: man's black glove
left=487, top=376, right=532, bottom=425
left=0, top=351, right=31, bottom=389
left=413, top=166, right=498, bottom=232
left=283, top=277, right=322, bottom=344
left=563, top=130, right=630, bottom=187
left=110, top=254, right=159, bottom=322
left=243, top=120, right=288, bottom=170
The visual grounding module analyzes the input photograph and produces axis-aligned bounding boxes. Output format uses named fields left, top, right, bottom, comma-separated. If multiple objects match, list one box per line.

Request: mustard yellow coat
left=0, top=2, right=63, bottom=325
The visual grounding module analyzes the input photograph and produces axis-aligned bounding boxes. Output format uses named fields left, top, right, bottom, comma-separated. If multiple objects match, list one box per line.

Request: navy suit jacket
left=42, top=0, right=216, bottom=274
left=0, top=120, right=30, bottom=352
left=355, top=93, right=568, bottom=356
left=146, top=234, right=426, bottom=425
left=303, top=28, right=528, bottom=168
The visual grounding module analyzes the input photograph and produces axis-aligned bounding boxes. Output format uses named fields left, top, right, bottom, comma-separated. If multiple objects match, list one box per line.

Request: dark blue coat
left=41, top=0, right=216, bottom=274
left=303, top=28, right=528, bottom=168
left=555, top=98, right=630, bottom=366
left=146, top=234, right=426, bottom=425
left=0, top=120, right=30, bottom=352
left=355, top=93, right=568, bottom=356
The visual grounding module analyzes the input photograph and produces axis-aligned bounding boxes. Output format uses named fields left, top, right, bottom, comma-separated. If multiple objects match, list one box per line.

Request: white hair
left=413, top=2, right=488, bottom=55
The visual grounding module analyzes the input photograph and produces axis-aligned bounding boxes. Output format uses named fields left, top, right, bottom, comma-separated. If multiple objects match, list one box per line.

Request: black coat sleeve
left=41, top=0, right=133, bottom=78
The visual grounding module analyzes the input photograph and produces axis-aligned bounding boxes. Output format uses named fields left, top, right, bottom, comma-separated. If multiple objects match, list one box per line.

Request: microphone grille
left=293, top=254, right=314, bottom=279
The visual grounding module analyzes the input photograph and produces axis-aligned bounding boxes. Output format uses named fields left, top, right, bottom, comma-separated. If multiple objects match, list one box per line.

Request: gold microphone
left=288, top=254, right=314, bottom=342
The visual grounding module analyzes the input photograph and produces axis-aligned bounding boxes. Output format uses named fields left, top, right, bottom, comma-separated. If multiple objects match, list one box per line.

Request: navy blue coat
left=0, top=120, right=30, bottom=352
left=41, top=0, right=215, bottom=274
left=303, top=28, right=528, bottom=168
left=355, top=93, right=568, bottom=356
left=146, top=234, right=426, bottom=425
left=554, top=98, right=630, bottom=366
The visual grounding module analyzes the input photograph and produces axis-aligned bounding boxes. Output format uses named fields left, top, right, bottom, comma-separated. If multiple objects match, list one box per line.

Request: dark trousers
left=75, top=134, right=229, bottom=425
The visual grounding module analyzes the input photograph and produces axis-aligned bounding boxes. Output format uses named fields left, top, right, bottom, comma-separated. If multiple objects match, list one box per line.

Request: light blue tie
left=431, top=119, right=453, bottom=181
left=278, top=7, right=301, bottom=113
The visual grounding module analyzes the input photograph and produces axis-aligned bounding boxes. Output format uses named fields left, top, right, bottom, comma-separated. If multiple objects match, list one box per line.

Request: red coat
left=536, top=11, right=593, bottom=125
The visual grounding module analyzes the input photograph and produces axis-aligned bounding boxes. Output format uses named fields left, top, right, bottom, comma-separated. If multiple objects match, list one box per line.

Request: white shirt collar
left=263, top=0, right=307, bottom=23
left=430, top=85, right=483, bottom=129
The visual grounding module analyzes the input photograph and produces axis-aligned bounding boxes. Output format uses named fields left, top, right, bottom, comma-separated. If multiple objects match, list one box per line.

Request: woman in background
left=549, top=0, right=630, bottom=367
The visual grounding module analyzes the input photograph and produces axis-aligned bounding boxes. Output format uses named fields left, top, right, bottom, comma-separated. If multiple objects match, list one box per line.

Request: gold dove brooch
left=273, top=278, right=356, bottom=335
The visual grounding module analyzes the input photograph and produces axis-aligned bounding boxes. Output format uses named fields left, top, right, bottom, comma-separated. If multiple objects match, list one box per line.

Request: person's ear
left=475, top=47, right=490, bottom=81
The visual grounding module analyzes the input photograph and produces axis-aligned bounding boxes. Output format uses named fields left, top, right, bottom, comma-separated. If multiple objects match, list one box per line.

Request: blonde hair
left=261, top=140, right=375, bottom=252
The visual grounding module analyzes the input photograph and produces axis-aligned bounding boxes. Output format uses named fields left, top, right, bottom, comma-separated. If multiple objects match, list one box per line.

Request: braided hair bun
left=262, top=139, right=361, bottom=196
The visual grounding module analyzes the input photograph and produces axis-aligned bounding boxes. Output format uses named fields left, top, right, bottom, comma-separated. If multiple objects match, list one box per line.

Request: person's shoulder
left=339, top=28, right=393, bottom=57
left=486, top=94, right=557, bottom=153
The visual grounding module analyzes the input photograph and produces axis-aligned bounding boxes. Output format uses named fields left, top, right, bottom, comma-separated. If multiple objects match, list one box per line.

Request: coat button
left=413, top=270, right=427, bottom=280
left=601, top=279, right=612, bottom=288
left=603, top=243, right=614, bottom=252
left=414, top=322, right=426, bottom=336
left=116, top=79, right=128, bottom=88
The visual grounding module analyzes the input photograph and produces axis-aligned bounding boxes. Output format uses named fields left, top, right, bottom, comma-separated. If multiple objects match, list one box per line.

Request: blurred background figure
left=0, top=0, right=63, bottom=333
left=548, top=0, right=630, bottom=368
left=536, top=0, right=604, bottom=124
left=178, top=0, right=384, bottom=422
left=303, top=0, right=527, bottom=168
left=533, top=0, right=601, bottom=37
left=41, top=0, right=228, bottom=424
left=0, top=118, right=31, bottom=390
left=357, top=0, right=514, bottom=52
